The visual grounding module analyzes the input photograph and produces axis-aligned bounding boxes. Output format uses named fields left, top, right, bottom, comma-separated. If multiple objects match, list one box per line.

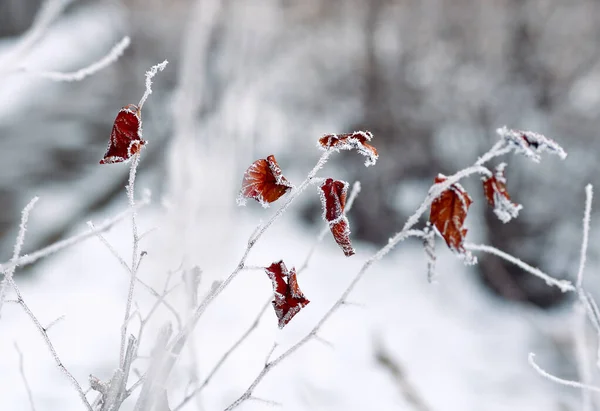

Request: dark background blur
left=1, top=0, right=598, bottom=309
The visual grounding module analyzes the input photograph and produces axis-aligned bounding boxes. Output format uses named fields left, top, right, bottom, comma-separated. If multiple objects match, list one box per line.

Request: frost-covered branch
left=528, top=353, right=600, bottom=393
left=463, top=243, right=573, bottom=292
left=121, top=153, right=141, bottom=367
left=0, top=0, right=74, bottom=76
left=0, top=196, right=39, bottom=316
left=2, top=199, right=93, bottom=410
left=0, top=196, right=149, bottom=274
left=138, top=60, right=169, bottom=110
left=22, top=36, right=131, bottom=82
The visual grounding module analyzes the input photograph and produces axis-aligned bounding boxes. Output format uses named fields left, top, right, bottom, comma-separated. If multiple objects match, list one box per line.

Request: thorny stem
left=223, top=140, right=528, bottom=410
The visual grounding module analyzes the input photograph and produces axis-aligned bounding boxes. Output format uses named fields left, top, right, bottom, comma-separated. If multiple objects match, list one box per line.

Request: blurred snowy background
left=1, top=0, right=599, bottom=410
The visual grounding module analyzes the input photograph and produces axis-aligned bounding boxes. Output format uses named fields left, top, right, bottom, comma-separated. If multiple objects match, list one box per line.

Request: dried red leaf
left=265, top=261, right=310, bottom=328
left=482, top=163, right=522, bottom=223
left=429, top=175, right=473, bottom=257
left=100, top=104, right=146, bottom=164
left=318, top=131, right=378, bottom=166
left=319, top=178, right=355, bottom=257
left=238, top=155, right=293, bottom=207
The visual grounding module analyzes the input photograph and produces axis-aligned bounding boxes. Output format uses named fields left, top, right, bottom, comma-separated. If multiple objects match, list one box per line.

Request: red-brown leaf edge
left=319, top=178, right=355, bottom=257
left=482, top=163, right=522, bottom=223
left=429, top=175, right=473, bottom=256
left=318, top=131, right=378, bottom=166
left=238, top=154, right=293, bottom=207
left=265, top=261, right=310, bottom=329
left=100, top=104, right=146, bottom=164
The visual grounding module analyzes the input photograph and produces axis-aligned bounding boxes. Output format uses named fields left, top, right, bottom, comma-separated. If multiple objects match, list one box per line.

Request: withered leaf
left=482, top=163, right=522, bottom=223
left=429, top=175, right=473, bottom=257
left=265, top=261, right=310, bottom=328
left=238, top=155, right=293, bottom=207
left=319, top=178, right=355, bottom=257
left=318, top=131, right=378, bottom=166
left=100, top=104, right=146, bottom=164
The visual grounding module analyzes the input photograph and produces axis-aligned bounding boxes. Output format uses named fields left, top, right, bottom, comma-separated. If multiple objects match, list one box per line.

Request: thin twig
left=464, top=243, right=573, bottom=292
left=0, top=0, right=75, bottom=77
left=0, top=197, right=39, bottom=315
left=138, top=61, right=169, bottom=110
left=576, top=184, right=593, bottom=291
left=528, top=353, right=600, bottom=393
left=0, top=197, right=149, bottom=274
left=121, top=154, right=141, bottom=367
left=13, top=281, right=93, bottom=410
left=23, top=36, right=131, bottom=81
left=14, top=343, right=36, bottom=411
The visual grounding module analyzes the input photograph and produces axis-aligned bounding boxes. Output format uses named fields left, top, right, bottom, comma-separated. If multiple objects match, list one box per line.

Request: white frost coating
left=528, top=353, right=600, bottom=393
left=138, top=60, right=169, bottom=110
left=237, top=157, right=293, bottom=208
left=422, top=223, right=437, bottom=283
left=492, top=194, right=522, bottom=224
left=486, top=163, right=522, bottom=224
left=0, top=196, right=39, bottom=316
left=318, top=131, right=378, bottom=167
left=464, top=243, right=574, bottom=292
left=267, top=157, right=294, bottom=189
left=25, top=36, right=131, bottom=82
left=496, top=126, right=567, bottom=162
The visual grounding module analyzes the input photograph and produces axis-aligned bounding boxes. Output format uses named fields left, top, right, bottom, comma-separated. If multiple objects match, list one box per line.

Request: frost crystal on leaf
left=100, top=104, right=146, bottom=164
left=496, top=126, right=567, bottom=162
left=319, top=178, right=355, bottom=257
left=265, top=261, right=310, bottom=329
left=482, top=163, right=522, bottom=223
left=237, top=155, right=293, bottom=207
left=318, top=131, right=378, bottom=167
left=429, top=175, right=476, bottom=264
left=422, top=223, right=437, bottom=283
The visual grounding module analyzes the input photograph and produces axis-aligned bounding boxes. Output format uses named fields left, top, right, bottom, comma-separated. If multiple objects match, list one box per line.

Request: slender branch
left=12, top=281, right=93, bottom=410
left=0, top=197, right=150, bottom=274
left=14, top=343, right=36, bottom=411
left=0, top=197, right=39, bottom=315
left=138, top=61, right=169, bottom=110
left=0, top=0, right=74, bottom=77
left=572, top=184, right=594, bottom=411
left=120, top=154, right=141, bottom=367
left=464, top=243, right=573, bottom=292
left=23, top=36, right=131, bottom=81
left=173, top=299, right=271, bottom=411
left=576, top=184, right=593, bottom=291
left=528, top=353, right=600, bottom=393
